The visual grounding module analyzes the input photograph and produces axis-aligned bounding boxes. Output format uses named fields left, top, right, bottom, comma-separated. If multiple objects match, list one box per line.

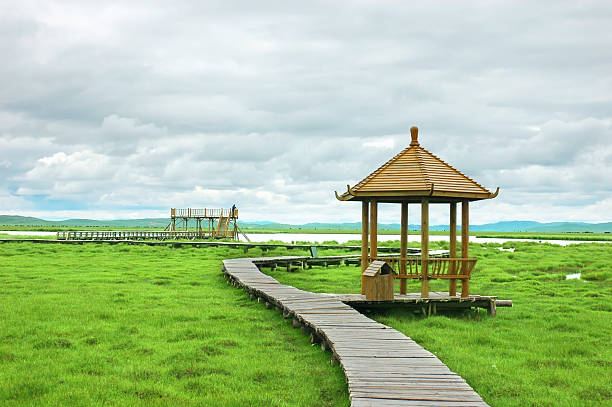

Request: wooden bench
left=370, top=257, right=478, bottom=298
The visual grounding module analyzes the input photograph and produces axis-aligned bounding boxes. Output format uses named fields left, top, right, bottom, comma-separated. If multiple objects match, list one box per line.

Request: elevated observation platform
left=167, top=207, right=243, bottom=240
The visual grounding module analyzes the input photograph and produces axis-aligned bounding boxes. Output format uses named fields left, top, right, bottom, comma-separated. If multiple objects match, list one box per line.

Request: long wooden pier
left=223, top=256, right=489, bottom=406
left=56, top=230, right=203, bottom=240
left=4, top=237, right=407, bottom=254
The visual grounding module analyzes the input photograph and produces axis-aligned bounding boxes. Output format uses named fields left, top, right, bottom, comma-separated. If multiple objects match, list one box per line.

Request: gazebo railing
left=371, top=257, right=478, bottom=279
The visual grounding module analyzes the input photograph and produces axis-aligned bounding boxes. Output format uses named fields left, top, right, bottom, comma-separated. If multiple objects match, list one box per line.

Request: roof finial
left=410, top=126, right=419, bottom=146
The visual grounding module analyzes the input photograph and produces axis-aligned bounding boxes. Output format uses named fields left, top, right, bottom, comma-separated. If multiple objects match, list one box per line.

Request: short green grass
left=0, top=242, right=348, bottom=406
left=2, top=240, right=611, bottom=406
left=268, top=241, right=612, bottom=407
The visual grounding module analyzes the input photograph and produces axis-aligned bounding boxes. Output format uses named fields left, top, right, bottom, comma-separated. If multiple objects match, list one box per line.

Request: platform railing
left=372, top=257, right=477, bottom=279
left=170, top=208, right=238, bottom=218
left=57, top=230, right=205, bottom=240
left=369, top=256, right=478, bottom=298
left=56, top=229, right=241, bottom=241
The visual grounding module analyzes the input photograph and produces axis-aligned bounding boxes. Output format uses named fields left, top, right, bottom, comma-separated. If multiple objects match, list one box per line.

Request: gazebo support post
left=400, top=202, right=408, bottom=295
left=370, top=199, right=378, bottom=264
left=361, top=200, right=369, bottom=294
left=461, top=200, right=469, bottom=298
left=420, top=198, right=429, bottom=298
left=449, top=202, right=457, bottom=296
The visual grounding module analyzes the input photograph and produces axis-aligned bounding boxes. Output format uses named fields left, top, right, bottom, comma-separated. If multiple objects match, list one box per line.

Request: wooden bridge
left=223, top=256, right=490, bottom=406
left=56, top=230, right=204, bottom=241
left=45, top=236, right=429, bottom=256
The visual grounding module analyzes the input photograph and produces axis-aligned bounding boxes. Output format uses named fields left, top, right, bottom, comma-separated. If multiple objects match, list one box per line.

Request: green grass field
left=1, top=241, right=611, bottom=406
left=269, top=241, right=612, bottom=406
left=0, top=242, right=347, bottom=406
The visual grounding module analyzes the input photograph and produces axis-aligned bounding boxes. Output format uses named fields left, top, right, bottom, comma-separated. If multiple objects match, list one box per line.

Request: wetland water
left=1, top=231, right=57, bottom=236
left=244, top=233, right=609, bottom=246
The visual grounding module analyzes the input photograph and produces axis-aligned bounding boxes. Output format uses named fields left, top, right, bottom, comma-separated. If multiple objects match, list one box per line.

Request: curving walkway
left=223, top=256, right=489, bottom=407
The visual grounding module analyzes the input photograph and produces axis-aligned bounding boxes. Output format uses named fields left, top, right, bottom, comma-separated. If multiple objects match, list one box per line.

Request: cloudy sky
left=1, top=0, right=611, bottom=225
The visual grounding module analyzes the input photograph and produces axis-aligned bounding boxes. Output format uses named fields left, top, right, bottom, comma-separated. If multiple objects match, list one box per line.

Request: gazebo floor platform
left=322, top=292, right=512, bottom=316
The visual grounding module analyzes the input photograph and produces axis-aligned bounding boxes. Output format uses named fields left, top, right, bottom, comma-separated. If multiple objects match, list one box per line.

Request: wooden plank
left=350, top=390, right=485, bottom=402
left=222, top=257, right=490, bottom=407
left=352, top=397, right=489, bottom=407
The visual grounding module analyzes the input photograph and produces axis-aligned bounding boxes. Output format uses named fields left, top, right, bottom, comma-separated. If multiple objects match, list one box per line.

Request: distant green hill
left=0, top=215, right=169, bottom=228
left=0, top=215, right=57, bottom=226
left=469, top=221, right=612, bottom=233
left=1, top=215, right=610, bottom=233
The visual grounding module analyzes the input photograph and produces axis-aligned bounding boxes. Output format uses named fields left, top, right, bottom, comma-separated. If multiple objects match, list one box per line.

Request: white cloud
left=363, top=138, right=395, bottom=150
left=0, top=1, right=611, bottom=224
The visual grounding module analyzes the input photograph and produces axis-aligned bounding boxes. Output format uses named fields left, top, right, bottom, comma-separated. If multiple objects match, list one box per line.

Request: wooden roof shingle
left=336, top=127, right=499, bottom=202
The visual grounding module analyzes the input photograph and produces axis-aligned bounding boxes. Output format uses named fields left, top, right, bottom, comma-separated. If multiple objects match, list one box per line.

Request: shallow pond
left=244, top=232, right=609, bottom=246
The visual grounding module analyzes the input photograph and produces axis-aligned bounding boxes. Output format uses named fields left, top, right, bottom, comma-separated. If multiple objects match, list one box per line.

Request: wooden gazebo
left=336, top=126, right=499, bottom=299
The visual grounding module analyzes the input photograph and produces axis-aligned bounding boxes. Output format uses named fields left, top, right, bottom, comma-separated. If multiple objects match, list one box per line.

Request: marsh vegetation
left=0, top=240, right=610, bottom=406
left=269, top=241, right=612, bottom=406
left=0, top=243, right=348, bottom=406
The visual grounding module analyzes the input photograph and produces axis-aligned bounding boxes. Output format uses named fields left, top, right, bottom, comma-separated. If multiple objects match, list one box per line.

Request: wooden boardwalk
left=0, top=237, right=415, bottom=254
left=223, top=256, right=489, bottom=407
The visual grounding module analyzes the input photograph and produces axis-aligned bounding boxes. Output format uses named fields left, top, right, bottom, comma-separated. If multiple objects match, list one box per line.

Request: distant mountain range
left=1, top=215, right=611, bottom=233
left=0, top=215, right=170, bottom=228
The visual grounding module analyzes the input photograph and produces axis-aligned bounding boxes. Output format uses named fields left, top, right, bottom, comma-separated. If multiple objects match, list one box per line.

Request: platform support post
left=449, top=202, right=457, bottom=296
left=370, top=199, right=378, bottom=262
left=461, top=200, right=470, bottom=298
left=488, top=300, right=497, bottom=317
left=420, top=198, right=429, bottom=298
left=361, top=200, right=369, bottom=294
left=400, top=201, right=408, bottom=295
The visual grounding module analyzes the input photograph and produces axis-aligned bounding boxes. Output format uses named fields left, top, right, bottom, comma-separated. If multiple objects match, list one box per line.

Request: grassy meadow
left=269, top=240, right=612, bottom=407
left=1, top=240, right=611, bottom=406
left=0, top=242, right=347, bottom=407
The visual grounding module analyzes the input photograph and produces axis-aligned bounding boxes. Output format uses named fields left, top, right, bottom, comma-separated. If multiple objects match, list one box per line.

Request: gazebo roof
left=336, top=127, right=499, bottom=203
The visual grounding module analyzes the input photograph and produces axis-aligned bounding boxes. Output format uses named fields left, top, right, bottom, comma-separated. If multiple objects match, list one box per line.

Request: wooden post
left=370, top=199, right=378, bottom=262
left=449, top=202, right=457, bottom=296
left=420, top=198, right=429, bottom=298
left=361, top=200, right=369, bottom=295
left=488, top=300, right=497, bottom=317
left=400, top=201, right=408, bottom=295
left=461, top=200, right=469, bottom=298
